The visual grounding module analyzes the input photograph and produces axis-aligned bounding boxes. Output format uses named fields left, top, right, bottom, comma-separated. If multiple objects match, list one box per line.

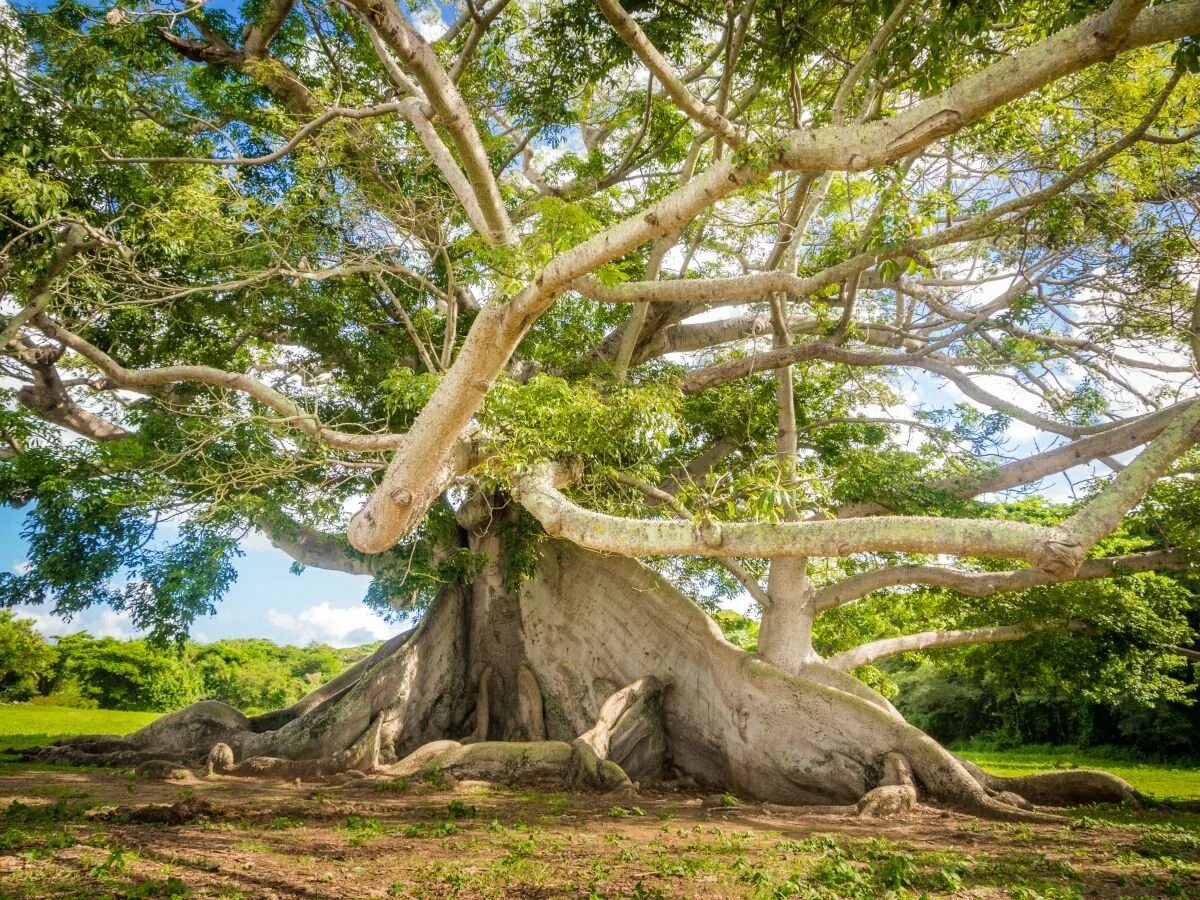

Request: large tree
left=2, top=0, right=1200, bottom=818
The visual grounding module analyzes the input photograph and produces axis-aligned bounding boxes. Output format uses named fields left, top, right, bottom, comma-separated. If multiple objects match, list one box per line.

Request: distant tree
left=48, top=634, right=202, bottom=711
left=191, top=639, right=348, bottom=714
left=0, top=611, right=54, bottom=701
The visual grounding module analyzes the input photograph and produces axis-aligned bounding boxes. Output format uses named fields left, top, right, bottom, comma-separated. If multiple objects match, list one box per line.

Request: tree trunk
left=28, top=531, right=1138, bottom=820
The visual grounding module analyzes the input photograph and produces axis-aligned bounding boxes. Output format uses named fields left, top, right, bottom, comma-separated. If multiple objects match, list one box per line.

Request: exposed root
left=575, top=676, right=668, bottom=781
left=373, top=738, right=633, bottom=794
left=467, top=666, right=492, bottom=743
left=959, top=757, right=1143, bottom=807
left=134, top=760, right=194, bottom=781
left=16, top=546, right=1140, bottom=822
left=97, top=797, right=219, bottom=825
left=513, top=665, right=547, bottom=741
left=856, top=752, right=918, bottom=817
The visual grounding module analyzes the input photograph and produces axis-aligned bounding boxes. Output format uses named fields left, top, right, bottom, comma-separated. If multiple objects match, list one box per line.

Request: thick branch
left=344, top=0, right=514, bottom=245
left=34, top=316, right=408, bottom=453
left=593, top=0, right=740, bottom=146
left=826, top=620, right=1095, bottom=670
left=681, top=342, right=1092, bottom=438
left=513, top=463, right=1059, bottom=568
left=258, top=516, right=382, bottom=576
left=776, top=0, right=1190, bottom=171
left=346, top=0, right=1200, bottom=554
left=815, top=548, right=1196, bottom=610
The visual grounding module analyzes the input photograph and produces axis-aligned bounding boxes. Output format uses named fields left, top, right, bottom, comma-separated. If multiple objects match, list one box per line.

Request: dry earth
left=0, top=763, right=1196, bottom=899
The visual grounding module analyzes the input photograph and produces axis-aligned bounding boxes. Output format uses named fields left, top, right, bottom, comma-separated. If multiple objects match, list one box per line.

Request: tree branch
left=346, top=0, right=1200, bottom=554
left=33, top=316, right=409, bottom=452
left=344, top=0, right=515, bottom=246
left=593, top=0, right=741, bottom=147
left=814, top=548, right=1196, bottom=610
left=513, top=462, right=1062, bottom=569
left=825, top=620, right=1095, bottom=670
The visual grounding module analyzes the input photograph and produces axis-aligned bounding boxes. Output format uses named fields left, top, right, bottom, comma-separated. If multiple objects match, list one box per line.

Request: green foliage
left=0, top=612, right=375, bottom=714
left=710, top=609, right=759, bottom=651
left=0, top=611, right=55, bottom=701
left=49, top=633, right=203, bottom=712
left=190, top=638, right=350, bottom=714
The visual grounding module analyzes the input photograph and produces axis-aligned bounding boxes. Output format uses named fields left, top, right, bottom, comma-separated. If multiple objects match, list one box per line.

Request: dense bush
left=50, top=633, right=203, bottom=712
left=889, top=660, right=1200, bottom=759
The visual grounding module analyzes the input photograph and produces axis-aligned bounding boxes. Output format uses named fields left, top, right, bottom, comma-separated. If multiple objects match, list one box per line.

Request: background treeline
left=710, top=611, right=1200, bottom=760
left=3, top=608, right=1196, bottom=758
left=0, top=611, right=375, bottom=714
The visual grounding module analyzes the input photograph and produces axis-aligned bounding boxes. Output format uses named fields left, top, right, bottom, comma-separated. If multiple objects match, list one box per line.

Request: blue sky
left=0, top=504, right=395, bottom=646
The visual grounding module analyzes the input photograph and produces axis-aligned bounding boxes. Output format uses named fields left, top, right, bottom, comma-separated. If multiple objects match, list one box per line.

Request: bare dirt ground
left=0, top=763, right=1196, bottom=898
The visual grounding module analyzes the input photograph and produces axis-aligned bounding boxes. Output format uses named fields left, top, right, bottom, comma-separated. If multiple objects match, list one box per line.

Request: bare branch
left=815, top=548, right=1196, bottom=610
left=344, top=0, right=515, bottom=246
left=34, top=316, right=410, bottom=452
left=593, top=0, right=741, bottom=147
left=825, top=620, right=1095, bottom=670
left=612, top=470, right=771, bottom=607
left=513, top=462, right=1064, bottom=570
left=347, top=0, right=1200, bottom=554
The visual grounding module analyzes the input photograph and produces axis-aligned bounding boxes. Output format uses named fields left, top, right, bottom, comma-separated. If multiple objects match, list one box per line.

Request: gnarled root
left=24, top=700, right=255, bottom=769
left=856, top=752, right=918, bottom=817
left=369, top=677, right=668, bottom=795
left=574, top=676, right=668, bottom=781
left=372, top=738, right=632, bottom=794
left=958, top=757, right=1143, bottom=808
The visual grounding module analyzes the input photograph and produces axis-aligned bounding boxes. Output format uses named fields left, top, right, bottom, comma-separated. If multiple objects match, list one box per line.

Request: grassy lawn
left=0, top=704, right=160, bottom=753
left=957, top=746, right=1200, bottom=801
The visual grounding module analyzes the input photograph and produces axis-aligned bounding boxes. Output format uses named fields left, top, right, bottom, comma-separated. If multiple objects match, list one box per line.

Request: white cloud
left=14, top=606, right=136, bottom=640
left=11, top=560, right=30, bottom=575
left=412, top=7, right=447, bottom=41
left=265, top=601, right=393, bottom=647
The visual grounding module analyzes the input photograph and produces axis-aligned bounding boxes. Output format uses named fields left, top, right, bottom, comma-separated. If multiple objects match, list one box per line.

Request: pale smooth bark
left=343, top=0, right=515, bottom=246
left=814, top=549, right=1196, bottom=610
left=593, top=0, right=740, bottom=146
left=826, top=621, right=1095, bottom=671
left=513, top=462, right=1064, bottom=568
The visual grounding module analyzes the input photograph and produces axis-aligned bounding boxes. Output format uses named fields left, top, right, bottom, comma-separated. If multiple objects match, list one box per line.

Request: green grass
left=0, top=704, right=160, bottom=753
left=959, top=746, right=1200, bottom=801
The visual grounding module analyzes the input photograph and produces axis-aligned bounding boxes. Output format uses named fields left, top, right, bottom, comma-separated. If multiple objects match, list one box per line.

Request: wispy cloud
left=265, top=601, right=393, bottom=647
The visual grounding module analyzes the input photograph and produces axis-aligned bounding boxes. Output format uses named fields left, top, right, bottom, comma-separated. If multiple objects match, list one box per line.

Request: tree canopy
left=1, top=0, right=1198, bottom=716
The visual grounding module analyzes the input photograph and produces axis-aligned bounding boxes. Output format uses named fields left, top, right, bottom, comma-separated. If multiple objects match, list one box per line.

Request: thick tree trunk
left=28, top=534, right=1137, bottom=820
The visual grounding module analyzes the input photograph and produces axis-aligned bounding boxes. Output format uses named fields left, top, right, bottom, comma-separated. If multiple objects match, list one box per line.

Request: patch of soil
left=0, top=764, right=1194, bottom=898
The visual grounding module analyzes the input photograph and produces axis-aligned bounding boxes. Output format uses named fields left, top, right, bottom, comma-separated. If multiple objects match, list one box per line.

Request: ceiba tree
left=2, top=0, right=1200, bottom=818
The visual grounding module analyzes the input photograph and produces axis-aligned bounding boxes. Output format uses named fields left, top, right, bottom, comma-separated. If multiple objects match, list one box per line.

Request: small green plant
left=375, top=776, right=409, bottom=793
left=90, top=847, right=129, bottom=877
left=629, top=882, right=666, bottom=900
left=875, top=852, right=918, bottom=889
left=607, top=806, right=628, bottom=818
left=446, top=799, right=477, bottom=819
left=340, top=814, right=385, bottom=846
left=720, top=793, right=737, bottom=808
